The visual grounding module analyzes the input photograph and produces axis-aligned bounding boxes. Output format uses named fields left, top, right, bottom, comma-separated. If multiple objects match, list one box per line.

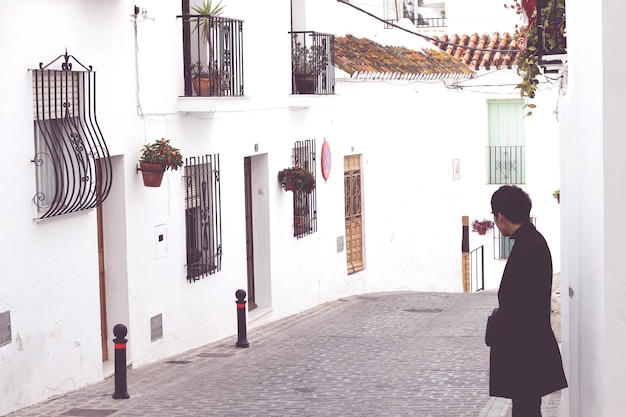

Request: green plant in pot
left=292, top=38, right=328, bottom=94
left=278, top=167, right=316, bottom=193
left=139, top=138, right=184, bottom=187
left=192, top=0, right=226, bottom=41
left=191, top=0, right=228, bottom=95
left=190, top=62, right=212, bottom=96
left=506, top=0, right=566, bottom=115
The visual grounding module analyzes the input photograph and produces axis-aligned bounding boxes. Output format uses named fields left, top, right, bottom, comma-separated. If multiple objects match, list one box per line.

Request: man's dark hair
left=491, top=185, right=532, bottom=224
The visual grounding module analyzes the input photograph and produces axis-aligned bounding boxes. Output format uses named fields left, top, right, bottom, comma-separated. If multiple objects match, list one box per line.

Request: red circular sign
left=321, top=140, right=331, bottom=180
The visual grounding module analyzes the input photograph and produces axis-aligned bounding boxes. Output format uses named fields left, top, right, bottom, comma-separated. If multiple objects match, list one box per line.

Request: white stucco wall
left=0, top=2, right=137, bottom=414
left=561, top=0, right=626, bottom=415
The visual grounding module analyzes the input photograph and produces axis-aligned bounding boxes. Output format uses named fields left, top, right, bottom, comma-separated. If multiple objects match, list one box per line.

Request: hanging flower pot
left=277, top=167, right=316, bottom=193
left=471, top=219, right=494, bottom=235
left=139, top=162, right=166, bottom=187
left=138, top=138, right=183, bottom=188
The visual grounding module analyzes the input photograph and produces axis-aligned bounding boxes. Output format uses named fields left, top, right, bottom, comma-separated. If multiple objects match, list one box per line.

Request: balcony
left=536, top=0, right=566, bottom=73
left=415, top=16, right=447, bottom=28
left=179, top=13, right=244, bottom=99
left=290, top=31, right=335, bottom=96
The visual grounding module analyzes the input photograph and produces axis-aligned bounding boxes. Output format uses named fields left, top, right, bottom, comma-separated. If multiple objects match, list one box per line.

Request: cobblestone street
left=5, top=285, right=564, bottom=417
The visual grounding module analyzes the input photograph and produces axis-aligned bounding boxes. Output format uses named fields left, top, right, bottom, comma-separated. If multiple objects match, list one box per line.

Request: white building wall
left=560, top=0, right=626, bottom=415
left=0, top=2, right=137, bottom=414
left=0, top=0, right=561, bottom=414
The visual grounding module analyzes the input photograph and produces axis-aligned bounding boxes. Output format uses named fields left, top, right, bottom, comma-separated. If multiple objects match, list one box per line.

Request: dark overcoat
left=489, top=222, right=568, bottom=399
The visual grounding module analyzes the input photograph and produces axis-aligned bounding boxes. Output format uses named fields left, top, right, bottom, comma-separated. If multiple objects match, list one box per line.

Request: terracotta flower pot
left=192, top=77, right=212, bottom=97
left=294, top=74, right=315, bottom=94
left=139, top=162, right=166, bottom=187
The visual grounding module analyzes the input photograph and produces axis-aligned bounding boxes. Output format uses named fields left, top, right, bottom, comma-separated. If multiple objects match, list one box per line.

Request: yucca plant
left=192, top=0, right=226, bottom=45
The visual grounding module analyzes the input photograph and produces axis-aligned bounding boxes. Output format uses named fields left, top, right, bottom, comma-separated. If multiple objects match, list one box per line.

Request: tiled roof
left=335, top=34, right=475, bottom=80
left=428, top=32, right=520, bottom=71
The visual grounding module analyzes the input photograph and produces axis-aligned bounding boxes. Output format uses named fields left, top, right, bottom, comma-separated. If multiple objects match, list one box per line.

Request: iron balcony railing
left=536, top=0, right=566, bottom=73
left=290, top=31, right=335, bottom=95
left=179, top=13, right=244, bottom=97
left=463, top=246, right=485, bottom=292
left=487, top=145, right=525, bottom=185
left=415, top=16, right=447, bottom=28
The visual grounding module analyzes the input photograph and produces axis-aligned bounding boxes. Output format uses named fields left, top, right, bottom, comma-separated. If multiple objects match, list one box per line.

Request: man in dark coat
left=487, top=185, right=567, bottom=417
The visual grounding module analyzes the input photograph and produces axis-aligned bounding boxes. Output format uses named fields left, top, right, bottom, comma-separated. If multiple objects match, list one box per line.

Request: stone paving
left=4, top=282, right=564, bottom=417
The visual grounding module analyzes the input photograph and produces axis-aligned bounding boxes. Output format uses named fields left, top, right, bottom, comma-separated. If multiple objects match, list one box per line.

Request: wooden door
left=97, top=197, right=108, bottom=361
left=244, top=157, right=257, bottom=309
left=96, top=160, right=108, bottom=361
left=344, top=155, right=364, bottom=274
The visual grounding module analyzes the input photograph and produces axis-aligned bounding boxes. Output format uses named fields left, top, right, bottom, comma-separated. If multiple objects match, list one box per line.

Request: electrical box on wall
left=155, top=224, right=167, bottom=259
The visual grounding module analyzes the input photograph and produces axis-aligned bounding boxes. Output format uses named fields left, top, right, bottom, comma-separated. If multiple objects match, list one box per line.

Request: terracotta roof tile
left=429, top=32, right=520, bottom=70
left=335, top=34, right=475, bottom=80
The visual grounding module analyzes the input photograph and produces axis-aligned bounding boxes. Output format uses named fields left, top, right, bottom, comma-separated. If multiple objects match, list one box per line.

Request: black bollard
left=235, top=289, right=250, bottom=348
left=112, top=323, right=130, bottom=399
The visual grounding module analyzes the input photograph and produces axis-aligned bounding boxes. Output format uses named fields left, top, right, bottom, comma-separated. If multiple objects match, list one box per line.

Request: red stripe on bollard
left=237, top=303, right=246, bottom=308
left=114, top=343, right=126, bottom=349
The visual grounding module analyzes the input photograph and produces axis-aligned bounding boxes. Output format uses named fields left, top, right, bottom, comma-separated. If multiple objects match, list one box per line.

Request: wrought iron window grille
left=487, top=146, right=525, bottom=185
left=184, top=154, right=223, bottom=282
left=31, top=51, right=112, bottom=220
left=493, top=216, right=536, bottom=259
left=292, top=140, right=318, bottom=239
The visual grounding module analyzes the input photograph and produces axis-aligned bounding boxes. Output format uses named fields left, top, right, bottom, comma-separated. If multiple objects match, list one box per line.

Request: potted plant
left=190, top=62, right=212, bottom=96
left=291, top=39, right=328, bottom=94
left=471, top=219, right=495, bottom=235
left=277, top=167, right=316, bottom=193
left=191, top=0, right=228, bottom=96
left=191, top=0, right=226, bottom=41
left=139, top=138, right=184, bottom=187
left=505, top=0, right=566, bottom=115
left=553, top=189, right=560, bottom=203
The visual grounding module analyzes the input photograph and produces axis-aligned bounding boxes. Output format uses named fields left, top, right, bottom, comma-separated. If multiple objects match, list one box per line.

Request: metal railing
left=487, top=145, right=525, bottom=185
left=536, top=0, right=566, bottom=73
left=494, top=217, right=536, bottom=259
left=463, top=246, right=485, bottom=292
left=179, top=13, right=244, bottom=97
left=290, top=31, right=335, bottom=95
left=415, top=16, right=447, bottom=28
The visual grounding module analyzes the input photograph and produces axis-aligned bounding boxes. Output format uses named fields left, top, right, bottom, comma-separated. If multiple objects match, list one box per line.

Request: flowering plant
left=139, top=138, right=183, bottom=171
left=471, top=219, right=494, bottom=235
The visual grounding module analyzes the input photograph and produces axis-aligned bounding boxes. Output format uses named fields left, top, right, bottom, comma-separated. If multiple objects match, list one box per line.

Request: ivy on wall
left=505, top=0, right=566, bottom=115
